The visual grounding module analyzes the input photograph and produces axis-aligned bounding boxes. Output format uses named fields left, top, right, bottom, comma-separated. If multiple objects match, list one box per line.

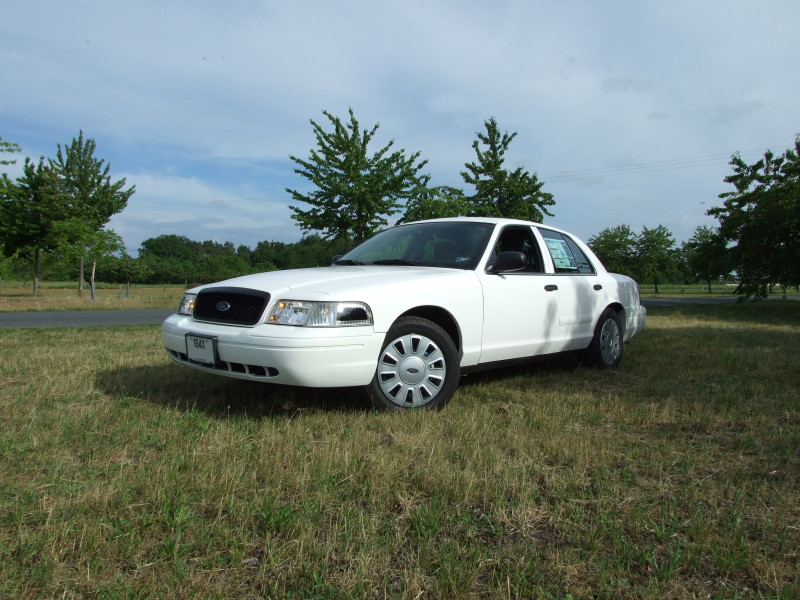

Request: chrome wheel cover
left=376, top=332, right=447, bottom=408
left=599, top=318, right=621, bottom=365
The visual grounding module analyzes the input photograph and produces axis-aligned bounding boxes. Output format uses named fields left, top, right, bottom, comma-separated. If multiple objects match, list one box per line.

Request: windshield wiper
left=334, top=259, right=364, bottom=265
left=371, top=259, right=423, bottom=266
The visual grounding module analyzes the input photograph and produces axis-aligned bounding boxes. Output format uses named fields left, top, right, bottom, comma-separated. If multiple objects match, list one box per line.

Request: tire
left=366, top=316, right=460, bottom=411
left=584, top=308, right=623, bottom=369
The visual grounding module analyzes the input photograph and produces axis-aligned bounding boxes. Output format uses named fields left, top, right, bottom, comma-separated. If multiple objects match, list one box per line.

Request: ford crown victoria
left=162, top=218, right=646, bottom=410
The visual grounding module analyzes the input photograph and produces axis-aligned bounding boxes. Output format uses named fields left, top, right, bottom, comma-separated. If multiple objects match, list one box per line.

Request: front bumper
left=162, top=314, right=383, bottom=387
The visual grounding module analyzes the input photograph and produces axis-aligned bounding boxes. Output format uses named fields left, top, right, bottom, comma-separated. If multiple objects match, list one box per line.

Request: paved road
left=0, top=309, right=175, bottom=330
left=640, top=296, right=740, bottom=308
left=0, top=296, right=767, bottom=330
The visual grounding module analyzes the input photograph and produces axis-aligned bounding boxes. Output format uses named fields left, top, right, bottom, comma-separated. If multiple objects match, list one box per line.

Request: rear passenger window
left=539, top=229, right=595, bottom=274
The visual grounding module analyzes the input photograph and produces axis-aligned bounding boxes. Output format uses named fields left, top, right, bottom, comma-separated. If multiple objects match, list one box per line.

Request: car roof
left=400, top=216, right=573, bottom=236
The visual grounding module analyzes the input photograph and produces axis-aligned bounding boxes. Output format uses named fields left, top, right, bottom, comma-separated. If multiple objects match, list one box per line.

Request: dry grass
left=0, top=283, right=185, bottom=312
left=1, top=302, right=798, bottom=598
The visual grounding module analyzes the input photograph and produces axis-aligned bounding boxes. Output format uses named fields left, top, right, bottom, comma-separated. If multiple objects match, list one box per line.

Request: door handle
left=593, top=284, right=603, bottom=291
left=544, top=284, right=558, bottom=292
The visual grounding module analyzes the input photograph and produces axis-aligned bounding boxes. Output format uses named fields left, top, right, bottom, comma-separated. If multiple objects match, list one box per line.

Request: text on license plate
left=186, top=334, right=216, bottom=364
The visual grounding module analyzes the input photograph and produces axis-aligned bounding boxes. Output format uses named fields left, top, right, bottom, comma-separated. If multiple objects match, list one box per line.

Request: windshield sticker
left=545, top=239, right=577, bottom=270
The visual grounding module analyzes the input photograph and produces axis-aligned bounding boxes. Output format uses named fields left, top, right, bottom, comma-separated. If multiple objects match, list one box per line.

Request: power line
left=540, top=147, right=788, bottom=184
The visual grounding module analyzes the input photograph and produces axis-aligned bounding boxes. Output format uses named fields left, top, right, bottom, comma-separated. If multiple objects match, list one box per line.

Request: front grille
left=193, top=287, right=270, bottom=326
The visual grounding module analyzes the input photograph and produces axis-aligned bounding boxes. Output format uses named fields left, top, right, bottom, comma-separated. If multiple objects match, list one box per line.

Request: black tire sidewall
left=586, top=309, right=623, bottom=369
left=366, top=316, right=460, bottom=411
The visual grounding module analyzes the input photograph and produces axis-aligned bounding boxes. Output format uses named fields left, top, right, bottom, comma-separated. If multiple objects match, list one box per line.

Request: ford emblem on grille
left=216, top=301, right=231, bottom=312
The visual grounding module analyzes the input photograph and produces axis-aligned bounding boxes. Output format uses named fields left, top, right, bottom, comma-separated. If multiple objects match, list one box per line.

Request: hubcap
left=377, top=333, right=446, bottom=408
left=599, top=318, right=621, bottom=365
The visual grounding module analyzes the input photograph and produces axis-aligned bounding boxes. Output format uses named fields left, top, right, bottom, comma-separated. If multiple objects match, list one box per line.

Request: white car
left=162, top=218, right=646, bottom=410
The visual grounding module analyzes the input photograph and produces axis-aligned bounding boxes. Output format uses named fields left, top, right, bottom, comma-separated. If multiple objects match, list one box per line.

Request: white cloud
left=106, top=173, right=301, bottom=254
left=3, top=0, right=800, bottom=256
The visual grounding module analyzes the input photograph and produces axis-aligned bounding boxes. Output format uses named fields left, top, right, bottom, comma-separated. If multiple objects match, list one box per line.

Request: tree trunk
left=78, top=257, right=84, bottom=297
left=90, top=259, right=97, bottom=302
left=33, top=248, right=41, bottom=297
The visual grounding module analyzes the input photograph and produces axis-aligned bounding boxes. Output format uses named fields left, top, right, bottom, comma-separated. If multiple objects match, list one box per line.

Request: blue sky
left=2, top=0, right=798, bottom=255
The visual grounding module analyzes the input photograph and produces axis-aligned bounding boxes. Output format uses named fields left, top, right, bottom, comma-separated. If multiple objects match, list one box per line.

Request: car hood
left=192, top=265, right=468, bottom=298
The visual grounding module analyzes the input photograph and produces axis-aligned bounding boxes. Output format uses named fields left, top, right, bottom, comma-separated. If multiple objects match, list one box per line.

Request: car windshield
left=337, top=221, right=494, bottom=270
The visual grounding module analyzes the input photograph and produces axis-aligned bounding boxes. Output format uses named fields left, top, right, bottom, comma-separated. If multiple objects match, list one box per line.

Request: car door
left=535, top=227, right=607, bottom=350
left=477, top=226, right=565, bottom=363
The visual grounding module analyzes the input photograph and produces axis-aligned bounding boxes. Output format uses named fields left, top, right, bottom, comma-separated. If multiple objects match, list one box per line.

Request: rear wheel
left=366, top=316, right=460, bottom=411
left=584, top=309, right=623, bottom=369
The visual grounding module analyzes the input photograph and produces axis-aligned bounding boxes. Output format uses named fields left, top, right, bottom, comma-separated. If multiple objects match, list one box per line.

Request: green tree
left=96, top=252, right=154, bottom=285
left=137, top=235, right=199, bottom=284
left=290, top=234, right=350, bottom=268
left=1, top=135, right=21, bottom=168
left=287, top=108, right=430, bottom=245
left=49, top=130, right=135, bottom=296
left=139, top=234, right=199, bottom=261
left=0, top=157, right=62, bottom=295
left=0, top=132, right=136, bottom=296
left=399, top=186, right=471, bottom=223
left=198, top=240, right=236, bottom=257
left=587, top=224, right=638, bottom=276
left=682, top=225, right=729, bottom=293
left=49, top=219, right=124, bottom=299
left=1, top=136, right=22, bottom=265
left=251, top=240, right=283, bottom=271
left=461, top=117, right=555, bottom=221
left=635, top=225, right=678, bottom=293
left=236, top=244, right=253, bottom=265
left=192, top=255, right=252, bottom=283
left=707, top=137, right=800, bottom=299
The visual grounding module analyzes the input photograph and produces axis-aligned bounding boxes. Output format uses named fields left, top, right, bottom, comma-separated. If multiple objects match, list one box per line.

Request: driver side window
left=494, top=227, right=543, bottom=273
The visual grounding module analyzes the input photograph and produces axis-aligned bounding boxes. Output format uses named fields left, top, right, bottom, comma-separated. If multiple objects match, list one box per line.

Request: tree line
left=100, top=234, right=352, bottom=285
left=1, top=132, right=133, bottom=298
left=2, top=117, right=799, bottom=299
left=0, top=221, right=748, bottom=294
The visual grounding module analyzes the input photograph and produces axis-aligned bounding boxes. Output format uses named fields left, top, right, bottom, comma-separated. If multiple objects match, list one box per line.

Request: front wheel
left=366, top=316, right=460, bottom=411
left=583, top=309, right=623, bottom=369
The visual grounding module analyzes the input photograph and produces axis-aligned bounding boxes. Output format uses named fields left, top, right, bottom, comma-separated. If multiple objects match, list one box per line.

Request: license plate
left=186, top=334, right=217, bottom=365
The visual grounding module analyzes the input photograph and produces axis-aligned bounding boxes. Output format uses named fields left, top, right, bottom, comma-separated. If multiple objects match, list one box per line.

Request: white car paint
left=162, top=218, right=646, bottom=407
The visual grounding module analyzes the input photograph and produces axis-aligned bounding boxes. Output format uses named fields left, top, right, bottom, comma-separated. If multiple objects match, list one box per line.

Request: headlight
left=269, top=300, right=373, bottom=327
left=178, top=293, right=197, bottom=315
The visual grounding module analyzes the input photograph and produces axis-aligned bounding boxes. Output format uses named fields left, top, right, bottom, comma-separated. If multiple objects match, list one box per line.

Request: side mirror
left=487, top=251, right=527, bottom=274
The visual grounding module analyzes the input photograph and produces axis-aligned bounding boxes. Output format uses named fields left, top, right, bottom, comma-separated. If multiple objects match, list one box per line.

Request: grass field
left=0, top=282, right=186, bottom=312
left=1, top=302, right=799, bottom=598
left=636, top=283, right=738, bottom=296
left=637, top=283, right=799, bottom=298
